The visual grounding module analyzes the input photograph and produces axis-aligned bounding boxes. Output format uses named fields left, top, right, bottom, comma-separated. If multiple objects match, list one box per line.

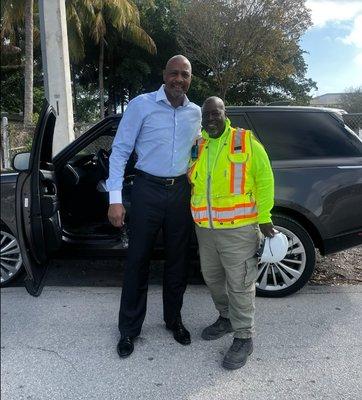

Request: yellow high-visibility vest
left=188, top=119, right=274, bottom=229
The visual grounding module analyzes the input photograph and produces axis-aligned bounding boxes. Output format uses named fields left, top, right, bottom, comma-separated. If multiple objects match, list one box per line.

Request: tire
left=0, top=225, right=24, bottom=287
left=256, top=215, right=316, bottom=297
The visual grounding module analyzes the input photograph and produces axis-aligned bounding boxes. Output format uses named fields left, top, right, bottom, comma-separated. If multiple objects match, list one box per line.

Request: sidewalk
left=1, top=285, right=361, bottom=400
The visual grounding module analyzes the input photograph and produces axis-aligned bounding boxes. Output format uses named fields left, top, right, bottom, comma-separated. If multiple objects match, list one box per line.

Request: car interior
left=55, top=129, right=135, bottom=244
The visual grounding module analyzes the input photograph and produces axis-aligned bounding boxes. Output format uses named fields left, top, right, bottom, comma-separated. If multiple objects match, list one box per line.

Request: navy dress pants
left=118, top=173, right=192, bottom=338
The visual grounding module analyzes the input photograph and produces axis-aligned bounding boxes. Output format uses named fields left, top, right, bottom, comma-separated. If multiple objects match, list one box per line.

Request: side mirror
left=12, top=152, right=31, bottom=172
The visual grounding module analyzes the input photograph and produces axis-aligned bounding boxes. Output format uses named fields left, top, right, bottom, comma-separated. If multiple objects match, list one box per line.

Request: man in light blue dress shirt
left=106, top=55, right=201, bottom=358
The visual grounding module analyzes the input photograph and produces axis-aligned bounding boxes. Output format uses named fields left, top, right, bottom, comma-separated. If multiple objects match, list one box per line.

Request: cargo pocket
left=244, top=256, right=258, bottom=285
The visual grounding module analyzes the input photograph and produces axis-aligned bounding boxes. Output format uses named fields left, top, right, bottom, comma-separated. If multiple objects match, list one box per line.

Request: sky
left=301, top=0, right=362, bottom=96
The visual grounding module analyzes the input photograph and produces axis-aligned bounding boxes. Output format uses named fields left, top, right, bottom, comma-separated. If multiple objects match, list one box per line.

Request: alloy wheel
left=256, top=225, right=306, bottom=292
left=1, top=230, right=23, bottom=285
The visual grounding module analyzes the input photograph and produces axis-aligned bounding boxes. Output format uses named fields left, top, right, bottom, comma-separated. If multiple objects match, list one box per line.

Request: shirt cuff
left=109, top=190, right=123, bottom=204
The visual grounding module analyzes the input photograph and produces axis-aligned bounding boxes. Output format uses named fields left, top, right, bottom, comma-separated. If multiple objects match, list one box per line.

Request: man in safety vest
left=189, top=96, right=275, bottom=370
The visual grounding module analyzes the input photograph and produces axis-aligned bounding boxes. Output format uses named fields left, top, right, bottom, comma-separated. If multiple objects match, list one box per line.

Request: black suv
left=1, top=104, right=361, bottom=297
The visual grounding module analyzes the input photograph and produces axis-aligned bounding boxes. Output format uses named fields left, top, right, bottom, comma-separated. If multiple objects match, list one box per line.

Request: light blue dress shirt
left=106, top=85, right=201, bottom=203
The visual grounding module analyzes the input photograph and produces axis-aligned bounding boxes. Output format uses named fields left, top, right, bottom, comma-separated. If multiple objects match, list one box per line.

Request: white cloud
left=354, top=53, right=362, bottom=66
left=306, top=1, right=362, bottom=27
left=308, top=1, right=362, bottom=53
left=342, top=14, right=362, bottom=48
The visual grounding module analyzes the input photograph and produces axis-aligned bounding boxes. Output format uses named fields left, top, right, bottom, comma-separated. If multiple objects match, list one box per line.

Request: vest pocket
left=244, top=256, right=258, bottom=285
left=191, top=194, right=205, bottom=206
left=228, top=153, right=248, bottom=163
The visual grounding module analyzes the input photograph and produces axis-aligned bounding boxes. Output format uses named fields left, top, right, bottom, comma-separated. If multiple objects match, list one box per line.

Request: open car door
left=15, top=102, right=62, bottom=296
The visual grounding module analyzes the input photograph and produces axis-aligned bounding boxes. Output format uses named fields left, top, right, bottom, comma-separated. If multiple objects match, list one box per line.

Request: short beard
left=207, top=129, right=223, bottom=138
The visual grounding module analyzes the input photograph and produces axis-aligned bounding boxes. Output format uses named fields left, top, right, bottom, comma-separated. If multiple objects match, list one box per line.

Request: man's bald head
left=163, top=55, right=192, bottom=107
left=201, top=96, right=226, bottom=138
left=202, top=96, right=225, bottom=112
left=165, top=55, right=192, bottom=73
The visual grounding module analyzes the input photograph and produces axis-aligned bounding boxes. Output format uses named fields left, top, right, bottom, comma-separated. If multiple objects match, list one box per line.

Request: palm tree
left=1, top=0, right=34, bottom=127
left=79, top=0, right=156, bottom=118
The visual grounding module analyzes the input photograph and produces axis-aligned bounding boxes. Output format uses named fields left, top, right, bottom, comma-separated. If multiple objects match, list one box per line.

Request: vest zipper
left=207, top=174, right=214, bottom=229
left=206, top=142, right=214, bottom=229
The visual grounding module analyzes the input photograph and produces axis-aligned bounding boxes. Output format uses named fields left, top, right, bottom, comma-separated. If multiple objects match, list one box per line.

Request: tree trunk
left=110, top=56, right=117, bottom=114
left=107, top=70, right=114, bottom=115
left=99, top=38, right=105, bottom=119
left=24, top=0, right=33, bottom=127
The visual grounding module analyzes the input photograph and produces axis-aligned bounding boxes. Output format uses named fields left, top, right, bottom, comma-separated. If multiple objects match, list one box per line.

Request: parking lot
left=1, top=260, right=361, bottom=400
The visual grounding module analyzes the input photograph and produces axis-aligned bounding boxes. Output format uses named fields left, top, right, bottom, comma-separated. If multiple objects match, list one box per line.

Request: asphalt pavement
left=1, top=280, right=361, bottom=400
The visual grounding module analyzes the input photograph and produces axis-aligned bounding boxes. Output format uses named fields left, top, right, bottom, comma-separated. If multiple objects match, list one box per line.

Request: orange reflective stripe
left=211, top=202, right=256, bottom=211
left=198, top=138, right=205, bottom=156
left=212, top=203, right=257, bottom=220
left=188, top=163, right=196, bottom=179
left=214, top=212, right=258, bottom=223
left=191, top=205, right=209, bottom=223
left=191, top=205, right=207, bottom=211
left=193, top=217, right=209, bottom=223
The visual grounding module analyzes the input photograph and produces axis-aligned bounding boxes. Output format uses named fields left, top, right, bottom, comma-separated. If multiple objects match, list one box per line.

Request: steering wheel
left=96, top=149, right=110, bottom=178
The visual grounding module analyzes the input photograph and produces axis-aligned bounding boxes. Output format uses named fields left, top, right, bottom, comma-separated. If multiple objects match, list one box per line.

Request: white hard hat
left=259, top=231, right=289, bottom=263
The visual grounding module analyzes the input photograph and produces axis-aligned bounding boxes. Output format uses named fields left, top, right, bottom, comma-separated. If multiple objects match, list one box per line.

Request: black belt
left=135, top=169, right=186, bottom=186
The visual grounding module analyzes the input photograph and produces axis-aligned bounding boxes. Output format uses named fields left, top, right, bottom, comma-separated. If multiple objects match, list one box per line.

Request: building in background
left=310, top=93, right=346, bottom=109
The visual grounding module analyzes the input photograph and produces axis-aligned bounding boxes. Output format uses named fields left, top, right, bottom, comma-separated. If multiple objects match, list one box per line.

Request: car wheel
left=0, top=227, right=23, bottom=286
left=256, top=215, right=316, bottom=297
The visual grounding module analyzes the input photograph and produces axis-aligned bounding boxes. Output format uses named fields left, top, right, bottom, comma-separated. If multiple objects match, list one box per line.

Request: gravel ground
left=310, top=246, right=362, bottom=285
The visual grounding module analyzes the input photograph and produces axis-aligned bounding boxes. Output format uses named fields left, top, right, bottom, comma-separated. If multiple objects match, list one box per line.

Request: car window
left=227, top=113, right=250, bottom=130
left=247, top=111, right=362, bottom=160
left=77, top=134, right=114, bottom=156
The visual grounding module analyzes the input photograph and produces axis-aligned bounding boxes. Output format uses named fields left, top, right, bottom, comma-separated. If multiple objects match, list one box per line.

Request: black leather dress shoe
left=117, top=336, right=134, bottom=358
left=166, top=320, right=191, bottom=345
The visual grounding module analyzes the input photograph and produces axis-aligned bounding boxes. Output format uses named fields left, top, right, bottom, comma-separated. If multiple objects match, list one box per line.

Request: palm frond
left=106, top=0, right=140, bottom=29
left=92, top=11, right=106, bottom=43
left=1, top=0, right=25, bottom=38
left=124, top=23, right=156, bottom=55
left=66, top=1, right=85, bottom=62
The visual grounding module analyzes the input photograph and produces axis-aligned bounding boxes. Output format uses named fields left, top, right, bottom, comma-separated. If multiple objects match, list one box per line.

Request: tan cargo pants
left=195, top=224, right=261, bottom=339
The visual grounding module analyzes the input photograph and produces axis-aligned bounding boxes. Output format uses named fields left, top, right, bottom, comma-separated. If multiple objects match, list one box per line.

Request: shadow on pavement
left=9, top=259, right=204, bottom=287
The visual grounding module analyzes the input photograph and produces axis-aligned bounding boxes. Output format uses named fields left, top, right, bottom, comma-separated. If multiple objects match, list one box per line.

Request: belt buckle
left=166, top=178, right=175, bottom=186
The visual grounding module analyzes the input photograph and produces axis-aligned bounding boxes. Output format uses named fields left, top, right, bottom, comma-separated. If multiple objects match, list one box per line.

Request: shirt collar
left=156, top=84, right=190, bottom=107
left=202, top=118, right=231, bottom=140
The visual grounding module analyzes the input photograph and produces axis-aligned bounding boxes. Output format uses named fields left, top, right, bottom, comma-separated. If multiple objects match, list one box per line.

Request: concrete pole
left=1, top=117, right=10, bottom=170
left=38, top=0, right=74, bottom=155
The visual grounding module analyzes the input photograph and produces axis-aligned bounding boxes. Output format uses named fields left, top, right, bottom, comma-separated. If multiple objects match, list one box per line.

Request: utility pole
left=38, top=0, right=74, bottom=155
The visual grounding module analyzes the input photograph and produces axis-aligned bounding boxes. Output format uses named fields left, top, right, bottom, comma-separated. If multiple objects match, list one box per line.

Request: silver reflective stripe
left=192, top=209, right=208, bottom=221
left=212, top=204, right=257, bottom=220
left=232, top=129, right=245, bottom=194
left=193, top=203, right=258, bottom=222
left=234, top=164, right=243, bottom=194
left=234, top=129, right=242, bottom=152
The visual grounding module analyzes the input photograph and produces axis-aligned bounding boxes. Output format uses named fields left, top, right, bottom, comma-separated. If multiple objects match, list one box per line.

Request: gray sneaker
left=201, top=316, right=233, bottom=340
left=222, top=338, right=253, bottom=370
